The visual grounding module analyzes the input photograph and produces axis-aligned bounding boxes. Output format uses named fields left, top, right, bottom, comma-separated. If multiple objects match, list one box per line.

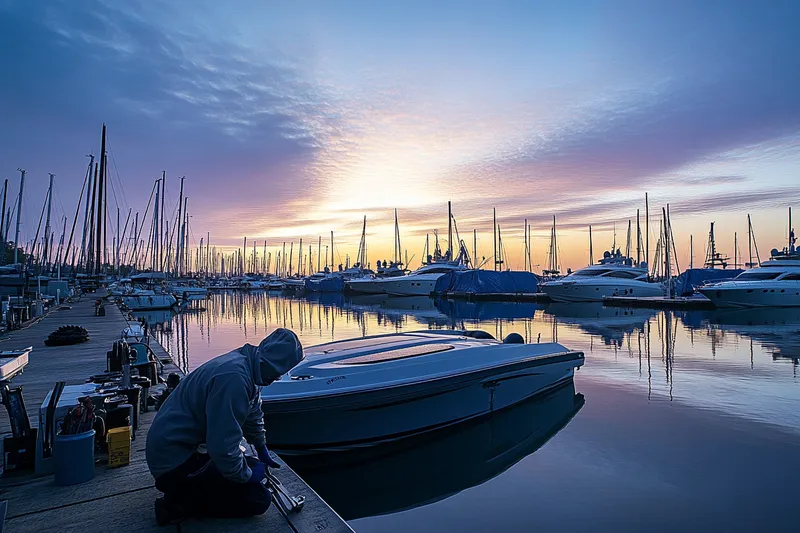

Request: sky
left=1, top=0, right=799, bottom=272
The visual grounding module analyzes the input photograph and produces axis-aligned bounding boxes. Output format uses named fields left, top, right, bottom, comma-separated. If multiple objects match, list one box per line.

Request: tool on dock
left=264, top=469, right=305, bottom=514
left=42, top=381, right=66, bottom=458
left=1, top=347, right=37, bottom=472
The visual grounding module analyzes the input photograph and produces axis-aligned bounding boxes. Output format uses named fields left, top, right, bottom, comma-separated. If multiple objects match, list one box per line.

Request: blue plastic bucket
left=54, top=429, right=96, bottom=485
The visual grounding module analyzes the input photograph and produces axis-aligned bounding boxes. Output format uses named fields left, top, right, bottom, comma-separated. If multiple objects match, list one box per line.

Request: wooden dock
left=0, top=292, right=352, bottom=533
left=603, top=295, right=715, bottom=310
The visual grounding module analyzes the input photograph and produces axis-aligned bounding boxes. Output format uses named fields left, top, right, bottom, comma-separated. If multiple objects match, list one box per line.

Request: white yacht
left=260, top=330, right=584, bottom=451
left=121, top=291, right=177, bottom=310
left=167, top=279, right=207, bottom=301
left=541, top=250, right=663, bottom=302
left=120, top=272, right=178, bottom=310
left=698, top=249, right=800, bottom=307
left=267, top=279, right=287, bottom=290
left=240, top=277, right=268, bottom=290
left=361, top=261, right=466, bottom=296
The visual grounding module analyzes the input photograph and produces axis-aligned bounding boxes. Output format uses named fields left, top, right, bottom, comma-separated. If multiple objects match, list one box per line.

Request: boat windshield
left=416, top=267, right=456, bottom=275
left=604, top=270, right=642, bottom=279
left=734, top=271, right=782, bottom=281
left=569, top=268, right=612, bottom=277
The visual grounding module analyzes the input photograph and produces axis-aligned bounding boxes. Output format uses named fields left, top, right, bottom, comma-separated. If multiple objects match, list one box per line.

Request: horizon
left=1, top=0, right=799, bottom=273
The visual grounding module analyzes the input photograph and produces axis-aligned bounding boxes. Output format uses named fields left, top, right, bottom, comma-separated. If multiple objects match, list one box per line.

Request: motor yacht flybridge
left=260, top=330, right=584, bottom=452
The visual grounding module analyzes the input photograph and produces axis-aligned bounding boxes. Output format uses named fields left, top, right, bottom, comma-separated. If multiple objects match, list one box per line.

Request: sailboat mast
left=175, top=177, right=184, bottom=275
left=14, top=168, right=25, bottom=266
left=524, top=219, right=528, bottom=271
left=589, top=225, right=593, bottom=265
left=96, top=124, right=106, bottom=273
left=636, top=209, right=641, bottom=265
left=317, top=236, right=321, bottom=272
left=645, top=193, right=650, bottom=267
left=44, top=173, right=54, bottom=271
left=747, top=214, right=753, bottom=267
left=493, top=208, right=497, bottom=271
left=447, top=201, right=453, bottom=259
left=690, top=234, right=693, bottom=269
left=473, top=229, right=477, bottom=269
left=330, top=231, right=334, bottom=270
left=626, top=220, right=632, bottom=258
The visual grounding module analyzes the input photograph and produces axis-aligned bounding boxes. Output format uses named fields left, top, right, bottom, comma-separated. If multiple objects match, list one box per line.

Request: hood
left=241, top=328, right=304, bottom=386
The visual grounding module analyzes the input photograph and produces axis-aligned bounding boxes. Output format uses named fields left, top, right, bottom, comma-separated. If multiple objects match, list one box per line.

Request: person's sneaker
left=154, top=497, right=187, bottom=526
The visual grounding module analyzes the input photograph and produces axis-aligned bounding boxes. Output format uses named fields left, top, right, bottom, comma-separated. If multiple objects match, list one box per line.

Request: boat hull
left=262, top=350, right=583, bottom=452
left=542, top=279, right=664, bottom=303
left=121, top=293, right=177, bottom=310
left=368, top=273, right=446, bottom=296
left=347, top=278, right=385, bottom=294
left=698, top=284, right=800, bottom=308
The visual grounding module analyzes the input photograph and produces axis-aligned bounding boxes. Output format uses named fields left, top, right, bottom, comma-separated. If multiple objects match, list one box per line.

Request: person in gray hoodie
left=146, top=328, right=304, bottom=525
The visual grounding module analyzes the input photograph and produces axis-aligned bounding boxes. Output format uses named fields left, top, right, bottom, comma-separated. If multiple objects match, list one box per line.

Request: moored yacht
left=698, top=248, right=800, bottom=307
left=261, top=330, right=584, bottom=451
left=541, top=250, right=663, bottom=302
left=371, top=260, right=467, bottom=296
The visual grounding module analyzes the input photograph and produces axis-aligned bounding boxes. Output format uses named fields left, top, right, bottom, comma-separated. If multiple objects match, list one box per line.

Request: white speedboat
left=268, top=279, right=287, bottom=290
left=121, top=291, right=177, bottom=310
left=260, top=330, right=584, bottom=451
left=168, top=280, right=207, bottom=301
left=240, top=278, right=268, bottom=290
left=542, top=251, right=663, bottom=302
left=698, top=250, right=800, bottom=307
left=281, top=277, right=305, bottom=289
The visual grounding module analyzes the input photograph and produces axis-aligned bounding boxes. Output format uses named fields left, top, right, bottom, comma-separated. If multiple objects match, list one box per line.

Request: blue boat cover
left=304, top=276, right=345, bottom=293
left=433, top=270, right=539, bottom=295
left=674, top=268, right=743, bottom=296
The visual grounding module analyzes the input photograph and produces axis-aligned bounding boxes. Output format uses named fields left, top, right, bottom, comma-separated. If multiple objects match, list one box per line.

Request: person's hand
left=248, top=461, right=267, bottom=484
left=257, top=444, right=281, bottom=469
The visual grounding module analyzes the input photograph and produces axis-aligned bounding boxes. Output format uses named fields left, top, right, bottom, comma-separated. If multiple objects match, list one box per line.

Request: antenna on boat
left=689, top=234, right=693, bottom=269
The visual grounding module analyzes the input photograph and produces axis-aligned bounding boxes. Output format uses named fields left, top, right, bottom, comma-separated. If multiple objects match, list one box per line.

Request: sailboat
left=348, top=209, right=407, bottom=294
left=356, top=202, right=468, bottom=297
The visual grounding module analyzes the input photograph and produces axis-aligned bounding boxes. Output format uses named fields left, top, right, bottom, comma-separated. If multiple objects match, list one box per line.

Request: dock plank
left=0, top=293, right=351, bottom=533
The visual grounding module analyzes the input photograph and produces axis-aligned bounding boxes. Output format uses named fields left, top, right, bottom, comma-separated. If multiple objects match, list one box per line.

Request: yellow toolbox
left=106, top=426, right=131, bottom=468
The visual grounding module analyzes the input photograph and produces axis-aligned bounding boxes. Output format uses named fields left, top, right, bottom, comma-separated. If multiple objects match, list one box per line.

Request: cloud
left=0, top=0, right=334, bottom=219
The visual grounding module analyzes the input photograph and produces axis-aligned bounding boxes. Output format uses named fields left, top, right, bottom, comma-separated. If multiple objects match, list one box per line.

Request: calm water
left=138, top=292, right=800, bottom=532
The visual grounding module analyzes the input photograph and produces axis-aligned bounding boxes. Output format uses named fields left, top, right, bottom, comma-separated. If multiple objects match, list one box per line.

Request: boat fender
left=503, top=333, right=525, bottom=344
left=462, top=330, right=495, bottom=340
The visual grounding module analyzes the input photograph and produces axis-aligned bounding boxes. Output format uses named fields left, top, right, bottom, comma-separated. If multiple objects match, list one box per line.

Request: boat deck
left=0, top=292, right=351, bottom=533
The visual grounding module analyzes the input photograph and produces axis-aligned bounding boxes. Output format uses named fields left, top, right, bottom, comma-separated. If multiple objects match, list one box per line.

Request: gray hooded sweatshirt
left=146, top=328, right=303, bottom=482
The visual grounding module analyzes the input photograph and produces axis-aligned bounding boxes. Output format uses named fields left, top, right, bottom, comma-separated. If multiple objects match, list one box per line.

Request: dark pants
left=155, top=453, right=271, bottom=518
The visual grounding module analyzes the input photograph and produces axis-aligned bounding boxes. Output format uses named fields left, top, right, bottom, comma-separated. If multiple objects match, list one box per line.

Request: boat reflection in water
left=131, top=308, right=177, bottom=331
left=543, top=302, right=655, bottom=346
left=681, top=307, right=800, bottom=365
left=287, top=380, right=584, bottom=521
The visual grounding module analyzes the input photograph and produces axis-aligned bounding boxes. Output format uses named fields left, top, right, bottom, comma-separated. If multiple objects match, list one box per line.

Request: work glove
left=248, top=460, right=267, bottom=485
left=257, top=444, right=281, bottom=469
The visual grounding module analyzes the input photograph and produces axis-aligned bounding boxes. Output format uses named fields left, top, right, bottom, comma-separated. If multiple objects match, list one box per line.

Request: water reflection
left=287, top=380, right=584, bottom=520
left=543, top=302, right=655, bottom=347
left=146, top=292, right=799, bottom=432
left=138, top=292, right=800, bottom=532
